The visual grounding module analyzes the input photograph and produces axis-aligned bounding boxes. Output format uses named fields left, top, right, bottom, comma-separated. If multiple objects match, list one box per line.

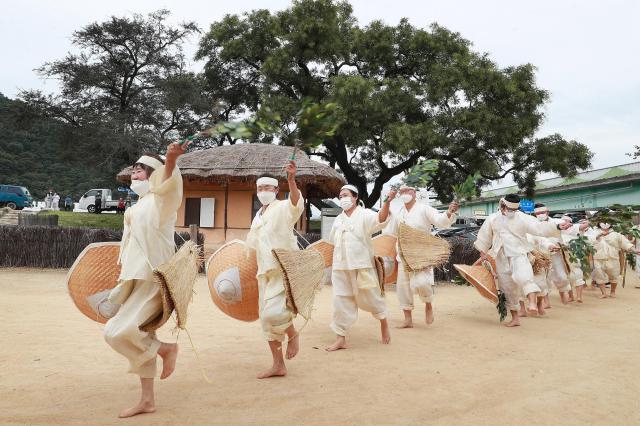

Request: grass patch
left=309, top=219, right=321, bottom=232
left=39, top=210, right=124, bottom=230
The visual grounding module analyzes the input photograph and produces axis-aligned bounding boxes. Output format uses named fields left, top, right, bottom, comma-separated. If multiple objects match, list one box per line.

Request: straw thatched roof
left=117, top=144, right=345, bottom=199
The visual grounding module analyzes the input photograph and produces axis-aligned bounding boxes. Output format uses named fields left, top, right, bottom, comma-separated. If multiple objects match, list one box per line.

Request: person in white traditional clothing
left=52, top=192, right=60, bottom=210
left=326, top=184, right=395, bottom=351
left=386, top=185, right=459, bottom=328
left=560, top=216, right=589, bottom=303
left=591, top=222, right=639, bottom=298
left=523, top=234, right=554, bottom=316
left=532, top=204, right=575, bottom=305
left=245, top=161, right=304, bottom=379
left=474, top=194, right=573, bottom=327
left=103, top=141, right=189, bottom=418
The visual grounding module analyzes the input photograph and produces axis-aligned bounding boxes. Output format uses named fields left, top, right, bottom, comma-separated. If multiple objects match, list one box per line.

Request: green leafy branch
left=394, top=159, right=440, bottom=190
left=451, top=172, right=481, bottom=202
left=563, top=236, right=596, bottom=274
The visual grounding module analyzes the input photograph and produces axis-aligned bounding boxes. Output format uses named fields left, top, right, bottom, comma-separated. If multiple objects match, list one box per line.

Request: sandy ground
left=1, top=268, right=640, bottom=425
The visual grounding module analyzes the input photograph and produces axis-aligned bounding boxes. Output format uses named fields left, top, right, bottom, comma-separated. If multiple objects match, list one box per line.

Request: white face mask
left=599, top=223, right=611, bottom=230
left=130, top=179, right=150, bottom=197
left=257, top=191, right=276, bottom=206
left=400, top=194, right=413, bottom=204
left=504, top=210, right=516, bottom=218
left=339, top=197, right=354, bottom=211
left=536, top=213, right=548, bottom=221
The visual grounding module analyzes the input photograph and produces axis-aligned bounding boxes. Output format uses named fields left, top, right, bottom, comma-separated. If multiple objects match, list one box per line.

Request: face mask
left=257, top=191, right=276, bottom=206
left=536, top=213, right=548, bottom=221
left=599, top=223, right=611, bottom=230
left=339, top=197, right=354, bottom=211
left=400, top=194, right=413, bottom=204
left=130, top=179, right=150, bottom=197
left=504, top=210, right=516, bottom=218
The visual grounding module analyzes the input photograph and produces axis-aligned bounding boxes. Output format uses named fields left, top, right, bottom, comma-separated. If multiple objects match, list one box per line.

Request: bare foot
left=118, top=400, right=156, bottom=418
left=285, top=334, right=299, bottom=360
left=609, top=293, right=616, bottom=298
left=518, top=308, right=528, bottom=317
left=396, top=320, right=413, bottom=329
left=425, top=304, right=434, bottom=325
left=526, top=303, right=539, bottom=316
left=577, top=298, right=583, bottom=303
left=159, top=343, right=178, bottom=380
left=326, top=336, right=347, bottom=352
left=537, top=299, right=546, bottom=316
left=505, top=318, right=520, bottom=327
left=598, top=293, right=608, bottom=299
left=257, top=364, right=287, bottom=379
left=560, top=292, right=569, bottom=305
left=380, top=319, right=391, bottom=344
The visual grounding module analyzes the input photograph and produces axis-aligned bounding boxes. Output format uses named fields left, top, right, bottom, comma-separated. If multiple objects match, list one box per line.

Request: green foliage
left=294, top=100, right=341, bottom=150
left=400, top=159, right=439, bottom=189
left=565, top=236, right=596, bottom=274
left=496, top=290, right=508, bottom=322
left=197, top=0, right=592, bottom=205
left=39, top=211, right=124, bottom=230
left=591, top=204, right=640, bottom=238
left=451, top=172, right=481, bottom=202
left=627, top=252, right=637, bottom=270
left=452, top=275, right=470, bottom=286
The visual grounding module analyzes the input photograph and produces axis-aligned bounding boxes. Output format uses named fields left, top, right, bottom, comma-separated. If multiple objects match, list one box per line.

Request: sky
left=2, top=0, right=639, bottom=191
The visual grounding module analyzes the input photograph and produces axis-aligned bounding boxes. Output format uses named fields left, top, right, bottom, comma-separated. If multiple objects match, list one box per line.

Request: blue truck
left=0, top=184, right=34, bottom=210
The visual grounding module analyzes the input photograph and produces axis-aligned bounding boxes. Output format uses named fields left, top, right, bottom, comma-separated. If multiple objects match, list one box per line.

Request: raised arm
left=284, top=160, right=301, bottom=207
left=163, top=140, right=191, bottom=183
left=378, top=189, right=396, bottom=223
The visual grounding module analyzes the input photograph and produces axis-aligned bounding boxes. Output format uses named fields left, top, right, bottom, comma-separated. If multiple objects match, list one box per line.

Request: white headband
left=561, top=215, right=572, bottom=222
left=136, top=155, right=163, bottom=171
left=500, top=197, right=520, bottom=209
left=399, top=185, right=416, bottom=190
left=341, top=184, right=359, bottom=195
left=599, top=222, right=611, bottom=229
left=257, top=177, right=278, bottom=187
left=534, top=206, right=548, bottom=214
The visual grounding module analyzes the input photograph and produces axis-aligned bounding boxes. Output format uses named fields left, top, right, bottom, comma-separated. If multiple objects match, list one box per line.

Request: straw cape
left=206, top=240, right=260, bottom=322
left=141, top=240, right=202, bottom=332
left=529, top=249, right=552, bottom=275
left=117, top=144, right=345, bottom=199
left=67, top=242, right=122, bottom=324
left=307, top=239, right=334, bottom=268
left=454, top=257, right=499, bottom=304
left=272, top=248, right=324, bottom=320
left=398, top=223, right=451, bottom=272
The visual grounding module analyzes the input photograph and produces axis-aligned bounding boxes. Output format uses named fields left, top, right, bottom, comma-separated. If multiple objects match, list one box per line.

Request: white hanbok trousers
left=330, top=268, right=387, bottom=337
left=548, top=252, right=571, bottom=292
left=104, top=280, right=162, bottom=378
left=495, top=252, right=541, bottom=311
left=396, top=261, right=434, bottom=310
left=258, top=270, right=294, bottom=342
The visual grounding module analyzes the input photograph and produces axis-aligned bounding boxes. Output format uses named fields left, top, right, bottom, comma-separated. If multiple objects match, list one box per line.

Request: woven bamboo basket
left=206, top=240, right=259, bottom=322
left=372, top=234, right=398, bottom=284
left=141, top=240, right=201, bottom=332
left=307, top=240, right=334, bottom=268
left=529, top=249, right=552, bottom=275
left=454, top=257, right=498, bottom=304
left=272, top=248, right=324, bottom=320
left=398, top=223, right=450, bottom=272
left=66, top=242, right=121, bottom=324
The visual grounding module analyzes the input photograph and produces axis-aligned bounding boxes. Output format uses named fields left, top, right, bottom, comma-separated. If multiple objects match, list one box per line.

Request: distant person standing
left=117, top=197, right=125, bottom=214
left=45, top=188, right=54, bottom=209
left=94, top=192, right=102, bottom=214
left=65, top=195, right=73, bottom=211
left=52, top=193, right=60, bottom=211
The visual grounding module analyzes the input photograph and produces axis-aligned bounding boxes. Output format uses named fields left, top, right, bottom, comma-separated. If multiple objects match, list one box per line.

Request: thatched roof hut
left=117, top=144, right=345, bottom=199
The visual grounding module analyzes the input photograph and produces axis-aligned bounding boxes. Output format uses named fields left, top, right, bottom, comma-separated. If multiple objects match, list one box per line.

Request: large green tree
left=197, top=0, right=592, bottom=206
left=19, top=10, right=217, bottom=167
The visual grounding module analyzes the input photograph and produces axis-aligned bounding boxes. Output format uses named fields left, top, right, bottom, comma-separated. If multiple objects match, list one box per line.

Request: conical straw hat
left=140, top=240, right=201, bottom=332
left=272, top=248, right=324, bottom=320
left=454, top=259, right=498, bottom=304
left=398, top=223, right=450, bottom=272
left=307, top=240, right=334, bottom=268
left=373, top=234, right=398, bottom=284
left=206, top=240, right=259, bottom=322
left=66, top=242, right=121, bottom=324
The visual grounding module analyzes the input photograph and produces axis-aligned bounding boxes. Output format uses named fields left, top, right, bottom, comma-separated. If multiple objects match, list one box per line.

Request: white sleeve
left=474, top=218, right=493, bottom=253
left=425, top=206, right=455, bottom=229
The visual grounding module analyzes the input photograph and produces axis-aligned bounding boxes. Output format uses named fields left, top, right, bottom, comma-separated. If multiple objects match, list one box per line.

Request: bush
left=0, top=225, right=204, bottom=268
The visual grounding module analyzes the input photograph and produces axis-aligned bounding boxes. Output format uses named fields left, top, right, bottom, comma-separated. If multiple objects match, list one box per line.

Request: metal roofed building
left=439, top=161, right=640, bottom=217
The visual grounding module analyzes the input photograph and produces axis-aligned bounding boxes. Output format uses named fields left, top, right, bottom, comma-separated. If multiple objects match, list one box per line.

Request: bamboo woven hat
left=307, top=240, right=334, bottom=268
left=372, top=234, right=398, bottom=284
left=398, top=223, right=450, bottom=272
left=206, top=240, right=259, bottom=322
left=272, top=248, right=324, bottom=320
left=454, top=257, right=498, bottom=304
left=140, top=240, right=201, bottom=332
left=529, top=249, right=551, bottom=275
left=67, top=242, right=121, bottom=324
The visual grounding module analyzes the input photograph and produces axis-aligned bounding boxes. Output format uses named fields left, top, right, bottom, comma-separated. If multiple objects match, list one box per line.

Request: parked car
left=77, top=189, right=136, bottom=213
left=0, top=184, right=34, bottom=210
left=436, top=225, right=479, bottom=241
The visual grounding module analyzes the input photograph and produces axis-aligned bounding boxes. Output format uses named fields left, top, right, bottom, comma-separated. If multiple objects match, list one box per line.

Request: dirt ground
left=1, top=268, right=639, bottom=425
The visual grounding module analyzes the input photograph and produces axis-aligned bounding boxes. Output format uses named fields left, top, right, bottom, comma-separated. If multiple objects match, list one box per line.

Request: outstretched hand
left=284, top=160, right=297, bottom=180
left=167, top=139, right=191, bottom=162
